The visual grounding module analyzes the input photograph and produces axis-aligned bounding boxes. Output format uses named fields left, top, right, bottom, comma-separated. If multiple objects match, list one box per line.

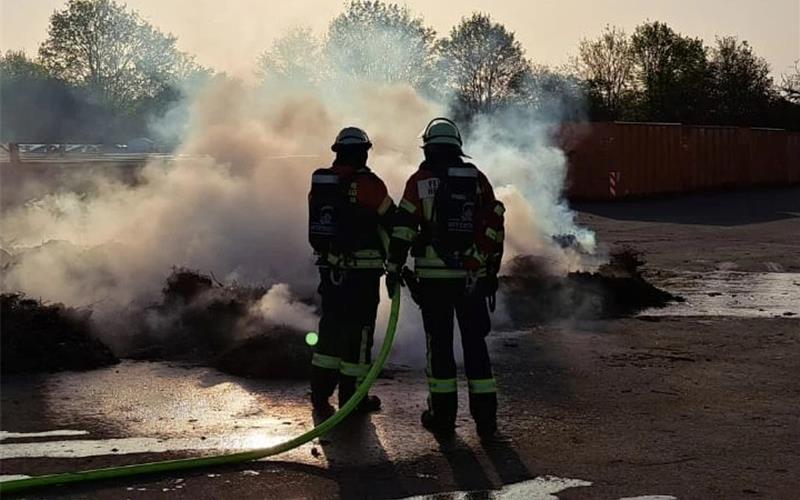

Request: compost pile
left=1, top=249, right=679, bottom=376
left=129, top=268, right=312, bottom=378
left=216, top=327, right=311, bottom=379
left=501, top=248, right=680, bottom=326
left=0, top=293, right=118, bottom=374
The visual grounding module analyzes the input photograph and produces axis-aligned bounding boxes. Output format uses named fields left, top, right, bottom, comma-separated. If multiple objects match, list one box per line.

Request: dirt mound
left=1, top=293, right=118, bottom=374
left=501, top=248, right=680, bottom=326
left=163, top=268, right=216, bottom=305
left=129, top=268, right=313, bottom=379
left=128, top=267, right=264, bottom=359
left=216, top=326, right=311, bottom=379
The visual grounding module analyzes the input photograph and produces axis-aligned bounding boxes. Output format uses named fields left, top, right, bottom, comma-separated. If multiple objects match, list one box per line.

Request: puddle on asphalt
left=399, top=476, right=593, bottom=500
left=0, top=361, right=315, bottom=461
left=645, top=271, right=800, bottom=317
left=0, top=359, right=434, bottom=476
left=43, top=361, right=310, bottom=437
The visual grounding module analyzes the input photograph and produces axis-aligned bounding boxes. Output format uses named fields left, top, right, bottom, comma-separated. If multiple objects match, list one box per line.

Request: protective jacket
left=387, top=158, right=504, bottom=279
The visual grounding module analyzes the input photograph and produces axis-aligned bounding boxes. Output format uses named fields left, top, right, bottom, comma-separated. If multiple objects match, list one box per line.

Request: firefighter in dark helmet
left=308, top=127, right=395, bottom=414
left=386, top=118, right=505, bottom=439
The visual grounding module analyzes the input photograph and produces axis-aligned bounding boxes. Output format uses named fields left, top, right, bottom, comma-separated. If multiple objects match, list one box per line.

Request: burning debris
left=1, top=249, right=679, bottom=376
left=0, top=293, right=118, bottom=374
left=128, top=268, right=259, bottom=359
left=129, top=268, right=312, bottom=379
left=501, top=248, right=680, bottom=326
left=217, top=327, right=311, bottom=379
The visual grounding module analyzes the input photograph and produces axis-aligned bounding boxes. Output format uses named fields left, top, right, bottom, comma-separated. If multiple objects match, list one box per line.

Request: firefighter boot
left=310, top=363, right=338, bottom=415
left=338, top=377, right=382, bottom=413
left=421, top=393, right=456, bottom=437
left=470, top=391, right=498, bottom=441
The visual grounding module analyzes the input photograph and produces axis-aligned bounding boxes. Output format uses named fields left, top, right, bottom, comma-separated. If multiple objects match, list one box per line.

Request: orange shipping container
left=562, top=122, right=800, bottom=200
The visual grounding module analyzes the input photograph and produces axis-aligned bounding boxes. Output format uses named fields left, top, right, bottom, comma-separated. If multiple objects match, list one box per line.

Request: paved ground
left=574, top=187, right=800, bottom=273
left=2, top=188, right=799, bottom=499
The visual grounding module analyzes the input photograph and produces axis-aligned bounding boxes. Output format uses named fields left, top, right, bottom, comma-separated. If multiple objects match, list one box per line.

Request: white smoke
left=0, top=11, right=596, bottom=365
left=467, top=110, right=599, bottom=275
left=252, top=283, right=318, bottom=333
left=0, top=78, right=440, bottom=345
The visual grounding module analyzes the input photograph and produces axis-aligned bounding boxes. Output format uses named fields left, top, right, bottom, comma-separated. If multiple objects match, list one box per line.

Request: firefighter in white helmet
left=308, top=127, right=395, bottom=414
left=386, top=118, right=506, bottom=439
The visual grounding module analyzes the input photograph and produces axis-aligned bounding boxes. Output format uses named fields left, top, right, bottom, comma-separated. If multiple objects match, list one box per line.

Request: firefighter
left=386, top=118, right=505, bottom=439
left=308, top=127, right=395, bottom=414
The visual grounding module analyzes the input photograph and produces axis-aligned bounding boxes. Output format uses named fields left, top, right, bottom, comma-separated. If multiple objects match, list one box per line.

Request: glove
left=385, top=271, right=404, bottom=297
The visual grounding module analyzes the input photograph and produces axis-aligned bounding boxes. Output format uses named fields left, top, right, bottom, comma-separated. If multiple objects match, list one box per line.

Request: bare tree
left=781, top=61, right=800, bottom=103
left=574, top=25, right=634, bottom=115
left=436, top=13, right=529, bottom=115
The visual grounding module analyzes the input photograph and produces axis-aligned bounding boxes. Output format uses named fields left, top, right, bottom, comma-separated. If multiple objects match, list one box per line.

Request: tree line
left=2, top=0, right=799, bottom=144
left=575, top=23, right=799, bottom=127
left=1, top=0, right=206, bottom=143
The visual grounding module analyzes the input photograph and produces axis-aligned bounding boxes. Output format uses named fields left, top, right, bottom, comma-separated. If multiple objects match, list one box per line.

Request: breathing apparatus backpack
left=425, top=163, right=505, bottom=272
left=308, top=167, right=377, bottom=261
left=429, top=164, right=481, bottom=267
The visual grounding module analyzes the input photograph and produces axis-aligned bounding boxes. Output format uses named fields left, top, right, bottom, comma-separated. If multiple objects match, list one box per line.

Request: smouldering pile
left=129, top=268, right=312, bottom=379
left=0, top=293, right=118, bottom=374
left=501, top=248, right=680, bottom=326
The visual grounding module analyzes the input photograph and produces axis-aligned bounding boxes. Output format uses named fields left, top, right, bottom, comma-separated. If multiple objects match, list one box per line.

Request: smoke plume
left=0, top=16, right=596, bottom=365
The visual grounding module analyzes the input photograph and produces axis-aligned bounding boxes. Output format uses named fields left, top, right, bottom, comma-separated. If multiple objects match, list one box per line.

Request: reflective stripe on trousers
left=312, top=353, right=341, bottom=370
left=340, top=361, right=370, bottom=378
left=428, top=377, right=457, bottom=393
left=336, top=324, right=373, bottom=382
left=468, top=378, right=497, bottom=394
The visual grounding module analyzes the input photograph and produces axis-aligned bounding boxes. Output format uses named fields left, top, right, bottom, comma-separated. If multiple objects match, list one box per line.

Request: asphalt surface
left=2, top=188, right=799, bottom=499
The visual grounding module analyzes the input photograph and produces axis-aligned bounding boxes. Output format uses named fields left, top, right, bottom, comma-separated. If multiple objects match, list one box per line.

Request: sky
left=1, top=0, right=798, bottom=79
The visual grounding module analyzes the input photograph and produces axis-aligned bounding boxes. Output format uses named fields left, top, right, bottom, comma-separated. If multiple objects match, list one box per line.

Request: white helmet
left=332, top=126, right=372, bottom=151
left=421, top=117, right=462, bottom=147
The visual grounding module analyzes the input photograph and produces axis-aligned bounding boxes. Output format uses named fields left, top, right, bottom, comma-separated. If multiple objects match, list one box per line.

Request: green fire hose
left=0, top=288, right=401, bottom=495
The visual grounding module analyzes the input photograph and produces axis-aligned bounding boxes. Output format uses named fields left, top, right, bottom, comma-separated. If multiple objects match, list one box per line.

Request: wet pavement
left=3, top=190, right=800, bottom=499
left=645, top=271, right=800, bottom=317
left=0, top=341, right=625, bottom=498
left=2, top=265, right=799, bottom=499
left=1, top=361, right=311, bottom=457
left=2, top=310, right=799, bottom=499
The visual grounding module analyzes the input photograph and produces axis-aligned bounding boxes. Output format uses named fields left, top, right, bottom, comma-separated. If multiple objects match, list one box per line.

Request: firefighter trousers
left=310, top=267, right=380, bottom=407
left=417, top=278, right=497, bottom=429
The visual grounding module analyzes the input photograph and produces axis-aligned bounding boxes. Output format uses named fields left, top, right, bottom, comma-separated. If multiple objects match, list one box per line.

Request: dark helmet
left=331, top=127, right=372, bottom=152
